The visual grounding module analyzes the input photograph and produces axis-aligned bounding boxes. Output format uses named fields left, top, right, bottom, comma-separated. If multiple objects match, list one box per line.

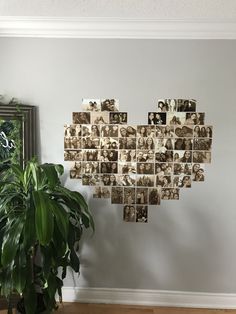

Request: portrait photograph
left=91, top=111, right=109, bottom=124
left=177, top=99, right=196, bottom=112
left=124, top=187, right=136, bottom=204
left=119, top=162, right=137, bottom=174
left=136, top=188, right=148, bottom=204
left=174, top=125, right=193, bottom=137
left=82, top=99, right=101, bottom=111
left=185, top=112, right=205, bottom=125
left=161, top=188, right=180, bottom=200
left=148, top=188, right=161, bottom=205
left=193, top=125, right=213, bottom=138
left=72, top=112, right=91, bottom=124
left=109, top=112, right=127, bottom=124
left=101, top=99, right=119, bottom=111
left=111, top=187, right=124, bottom=204
left=123, top=205, right=136, bottom=222
left=136, top=175, right=155, bottom=187
left=193, top=138, right=212, bottom=151
left=119, top=125, right=136, bottom=137
left=167, top=112, right=186, bottom=125
left=117, top=174, right=136, bottom=186
left=136, top=206, right=148, bottom=223
left=192, top=167, right=205, bottom=182
left=101, top=124, right=119, bottom=137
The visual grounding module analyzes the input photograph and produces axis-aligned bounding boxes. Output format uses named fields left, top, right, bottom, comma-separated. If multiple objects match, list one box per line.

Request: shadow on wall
left=65, top=190, right=224, bottom=292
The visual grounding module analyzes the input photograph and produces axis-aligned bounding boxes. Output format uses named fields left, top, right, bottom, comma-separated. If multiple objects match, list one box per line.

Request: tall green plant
left=0, top=160, right=94, bottom=313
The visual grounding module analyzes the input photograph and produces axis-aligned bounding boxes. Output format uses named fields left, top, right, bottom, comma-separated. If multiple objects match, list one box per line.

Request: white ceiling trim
left=0, top=17, right=236, bottom=39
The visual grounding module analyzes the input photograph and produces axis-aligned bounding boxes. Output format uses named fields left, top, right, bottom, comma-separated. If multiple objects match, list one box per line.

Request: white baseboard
left=61, top=287, right=236, bottom=309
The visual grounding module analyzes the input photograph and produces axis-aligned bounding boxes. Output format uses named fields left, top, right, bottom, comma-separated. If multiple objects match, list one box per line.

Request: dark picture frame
left=0, top=103, right=36, bottom=166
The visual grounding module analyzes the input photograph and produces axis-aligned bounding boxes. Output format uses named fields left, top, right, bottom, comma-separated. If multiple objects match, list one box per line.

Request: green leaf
left=23, top=203, right=36, bottom=250
left=29, top=161, right=39, bottom=190
left=11, top=164, right=24, bottom=183
left=40, top=163, right=60, bottom=188
left=50, top=200, right=69, bottom=241
left=1, top=218, right=24, bottom=267
left=33, top=191, right=54, bottom=246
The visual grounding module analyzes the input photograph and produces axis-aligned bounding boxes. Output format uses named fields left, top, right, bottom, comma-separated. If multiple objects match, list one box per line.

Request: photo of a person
left=73, top=112, right=91, bottom=124
left=123, top=205, right=136, bottom=222
left=111, top=187, right=124, bottom=204
left=148, top=188, right=161, bottom=205
left=136, top=206, right=148, bottom=223
left=82, top=99, right=101, bottom=111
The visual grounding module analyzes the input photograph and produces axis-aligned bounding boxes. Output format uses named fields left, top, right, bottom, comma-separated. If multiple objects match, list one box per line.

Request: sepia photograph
left=64, top=124, right=82, bottom=137
left=167, top=112, right=186, bottom=125
left=83, top=149, right=99, bottom=161
left=174, top=138, right=193, bottom=150
left=82, top=174, right=100, bottom=186
left=93, top=186, right=102, bottom=198
left=82, top=99, right=101, bottom=111
left=193, top=125, right=213, bottom=138
left=177, top=99, right=196, bottom=112
left=82, top=137, right=100, bottom=149
left=101, top=99, right=119, bottom=111
left=137, top=163, right=154, bottom=175
left=101, top=124, right=119, bottom=137
left=161, top=188, right=180, bottom=200
left=157, top=99, right=177, bottom=112
left=174, top=125, right=193, bottom=137
left=119, top=137, right=136, bottom=150
left=156, top=175, right=172, bottom=188
left=155, top=150, right=173, bottom=162
left=193, top=138, right=212, bottom=151
left=91, top=111, right=109, bottom=124
left=119, top=162, right=136, bottom=174
left=119, top=125, right=136, bottom=137
left=64, top=136, right=81, bottom=150
left=173, top=150, right=192, bottom=163
left=173, top=163, right=192, bottom=175
left=192, top=167, right=205, bottom=182
left=100, top=162, right=118, bottom=174
left=100, top=137, right=118, bottom=149
left=109, top=112, right=127, bottom=124
left=137, top=125, right=156, bottom=137
left=119, top=150, right=136, bottom=162
left=173, top=175, right=191, bottom=188
left=124, top=187, right=136, bottom=204
left=136, top=188, right=148, bottom=204
left=136, top=206, right=148, bottom=223
left=111, top=187, right=124, bottom=204
left=100, top=187, right=111, bottom=198
left=117, top=174, right=136, bottom=186
left=82, top=161, right=100, bottom=174
left=185, top=112, right=205, bottom=125
left=155, top=163, right=173, bottom=175
left=136, top=175, right=155, bottom=187
left=123, top=205, right=136, bottom=222
left=148, top=188, right=161, bottom=205
left=72, top=112, right=91, bottom=124
left=194, top=151, right=211, bottom=163
left=70, top=162, right=83, bottom=179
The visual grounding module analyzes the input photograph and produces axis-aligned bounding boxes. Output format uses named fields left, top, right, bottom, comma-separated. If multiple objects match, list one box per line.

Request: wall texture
left=0, top=38, right=235, bottom=293
left=0, top=0, right=236, bottom=18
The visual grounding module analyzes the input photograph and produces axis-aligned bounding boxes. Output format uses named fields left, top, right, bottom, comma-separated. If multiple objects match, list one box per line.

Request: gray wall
left=0, top=38, right=235, bottom=293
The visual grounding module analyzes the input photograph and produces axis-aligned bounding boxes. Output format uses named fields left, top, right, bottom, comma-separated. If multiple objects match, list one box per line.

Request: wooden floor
left=1, top=303, right=236, bottom=314
left=56, top=303, right=236, bottom=314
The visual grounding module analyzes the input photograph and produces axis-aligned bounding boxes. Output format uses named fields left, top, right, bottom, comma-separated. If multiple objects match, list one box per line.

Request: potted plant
left=0, top=159, right=94, bottom=313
